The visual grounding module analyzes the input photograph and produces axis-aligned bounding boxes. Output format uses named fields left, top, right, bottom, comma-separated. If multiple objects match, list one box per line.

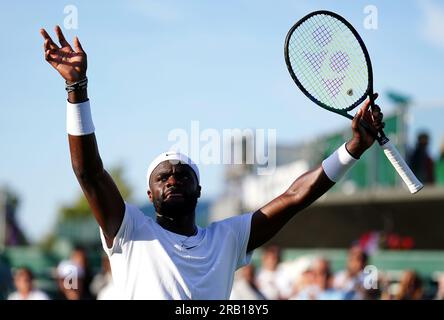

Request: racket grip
left=381, top=140, right=424, bottom=194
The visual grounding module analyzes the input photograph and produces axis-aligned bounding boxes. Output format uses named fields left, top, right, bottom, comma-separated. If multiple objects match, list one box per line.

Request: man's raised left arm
left=247, top=94, right=383, bottom=252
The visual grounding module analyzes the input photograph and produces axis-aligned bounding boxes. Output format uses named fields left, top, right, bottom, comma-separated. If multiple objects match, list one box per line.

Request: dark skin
left=148, top=162, right=201, bottom=236
left=40, top=27, right=384, bottom=252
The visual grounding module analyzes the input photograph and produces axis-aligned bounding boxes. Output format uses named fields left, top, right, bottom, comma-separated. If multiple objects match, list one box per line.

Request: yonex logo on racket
left=288, top=16, right=363, bottom=105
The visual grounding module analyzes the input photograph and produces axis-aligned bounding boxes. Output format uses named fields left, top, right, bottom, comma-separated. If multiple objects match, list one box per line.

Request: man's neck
left=156, top=213, right=197, bottom=236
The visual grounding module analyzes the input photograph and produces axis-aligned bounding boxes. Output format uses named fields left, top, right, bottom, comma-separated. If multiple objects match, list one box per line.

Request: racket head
left=284, top=10, right=373, bottom=119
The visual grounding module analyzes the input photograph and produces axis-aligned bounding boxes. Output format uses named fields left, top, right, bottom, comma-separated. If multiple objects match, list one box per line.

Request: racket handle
left=381, top=140, right=424, bottom=194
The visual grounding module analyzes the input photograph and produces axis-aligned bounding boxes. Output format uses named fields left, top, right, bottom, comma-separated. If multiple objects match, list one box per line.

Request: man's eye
left=177, top=173, right=190, bottom=181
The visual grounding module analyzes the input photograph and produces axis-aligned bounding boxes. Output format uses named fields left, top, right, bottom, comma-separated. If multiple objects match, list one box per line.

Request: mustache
left=160, top=187, right=190, bottom=200
left=163, top=187, right=184, bottom=198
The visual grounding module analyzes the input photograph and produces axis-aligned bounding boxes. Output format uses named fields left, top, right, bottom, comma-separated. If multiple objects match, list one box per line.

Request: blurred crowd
left=0, top=131, right=443, bottom=301
left=1, top=244, right=442, bottom=300
left=0, top=246, right=115, bottom=300
left=230, top=245, right=444, bottom=300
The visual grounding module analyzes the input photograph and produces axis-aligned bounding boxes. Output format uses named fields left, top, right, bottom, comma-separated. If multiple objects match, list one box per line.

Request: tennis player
left=40, top=26, right=383, bottom=300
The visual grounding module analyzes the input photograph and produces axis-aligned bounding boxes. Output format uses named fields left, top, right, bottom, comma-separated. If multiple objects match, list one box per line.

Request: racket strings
left=318, top=16, right=366, bottom=108
left=333, top=20, right=368, bottom=93
left=289, top=15, right=360, bottom=107
left=287, top=18, right=351, bottom=107
left=329, top=19, right=368, bottom=106
left=289, top=15, right=361, bottom=109
left=287, top=14, right=369, bottom=111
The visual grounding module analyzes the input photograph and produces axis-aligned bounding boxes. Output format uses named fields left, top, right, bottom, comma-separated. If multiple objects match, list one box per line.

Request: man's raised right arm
left=40, top=26, right=124, bottom=247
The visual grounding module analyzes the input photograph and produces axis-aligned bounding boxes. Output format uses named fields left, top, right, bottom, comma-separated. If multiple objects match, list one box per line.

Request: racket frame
left=284, top=10, right=423, bottom=193
left=284, top=10, right=373, bottom=121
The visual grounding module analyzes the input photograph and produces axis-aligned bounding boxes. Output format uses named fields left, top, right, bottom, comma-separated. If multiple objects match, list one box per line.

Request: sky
left=1, top=0, right=444, bottom=242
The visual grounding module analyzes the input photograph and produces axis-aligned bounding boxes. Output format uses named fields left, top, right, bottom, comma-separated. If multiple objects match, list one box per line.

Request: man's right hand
left=40, top=25, right=87, bottom=83
left=40, top=26, right=124, bottom=246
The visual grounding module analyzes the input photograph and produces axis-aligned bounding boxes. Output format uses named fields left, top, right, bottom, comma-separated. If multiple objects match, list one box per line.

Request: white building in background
left=209, top=131, right=312, bottom=219
left=241, top=160, right=309, bottom=212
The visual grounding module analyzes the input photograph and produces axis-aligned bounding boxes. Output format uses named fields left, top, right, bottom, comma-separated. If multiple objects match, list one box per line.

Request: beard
left=153, top=188, right=199, bottom=219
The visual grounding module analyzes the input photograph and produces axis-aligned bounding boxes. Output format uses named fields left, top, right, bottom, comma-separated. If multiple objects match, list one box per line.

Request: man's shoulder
left=124, top=203, right=153, bottom=223
left=118, top=202, right=156, bottom=235
left=205, top=212, right=253, bottom=233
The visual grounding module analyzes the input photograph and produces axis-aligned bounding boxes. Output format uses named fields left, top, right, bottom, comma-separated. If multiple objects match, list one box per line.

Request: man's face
left=14, top=270, right=33, bottom=294
left=312, top=259, right=330, bottom=290
left=148, top=161, right=201, bottom=217
left=262, top=248, right=280, bottom=270
left=347, top=247, right=366, bottom=275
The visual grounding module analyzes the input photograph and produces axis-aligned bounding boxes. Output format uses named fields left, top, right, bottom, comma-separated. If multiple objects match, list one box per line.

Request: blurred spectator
left=395, top=270, right=423, bottom=300
left=91, top=255, right=118, bottom=300
left=408, top=132, right=435, bottom=184
left=230, top=264, right=266, bottom=300
left=55, top=260, right=88, bottom=300
left=435, top=139, right=444, bottom=185
left=312, top=258, right=345, bottom=300
left=90, top=254, right=112, bottom=297
left=291, top=258, right=344, bottom=300
left=381, top=281, right=399, bottom=300
left=333, top=245, right=368, bottom=299
left=96, top=278, right=117, bottom=300
left=7, top=267, right=49, bottom=300
left=70, top=245, right=94, bottom=299
left=288, top=257, right=315, bottom=299
left=256, top=246, right=289, bottom=299
left=434, top=274, right=444, bottom=300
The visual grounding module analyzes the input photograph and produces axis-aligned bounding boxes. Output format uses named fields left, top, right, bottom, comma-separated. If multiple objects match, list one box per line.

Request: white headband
left=146, top=152, right=200, bottom=190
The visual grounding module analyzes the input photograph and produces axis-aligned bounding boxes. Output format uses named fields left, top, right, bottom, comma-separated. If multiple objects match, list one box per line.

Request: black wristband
left=66, top=77, right=88, bottom=93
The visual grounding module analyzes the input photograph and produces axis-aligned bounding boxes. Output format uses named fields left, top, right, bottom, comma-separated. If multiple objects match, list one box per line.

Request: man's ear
left=147, top=190, right=153, bottom=203
left=196, top=185, right=202, bottom=199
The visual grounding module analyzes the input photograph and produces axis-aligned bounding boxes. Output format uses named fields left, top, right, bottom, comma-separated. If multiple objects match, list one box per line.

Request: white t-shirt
left=8, top=290, right=50, bottom=300
left=100, top=203, right=253, bottom=300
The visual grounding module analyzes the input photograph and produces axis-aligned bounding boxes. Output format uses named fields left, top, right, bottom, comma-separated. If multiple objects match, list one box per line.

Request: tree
left=0, top=186, right=28, bottom=247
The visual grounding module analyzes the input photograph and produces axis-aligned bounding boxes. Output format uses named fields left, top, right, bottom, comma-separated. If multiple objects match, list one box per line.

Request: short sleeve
left=236, top=212, right=254, bottom=268
left=99, top=203, right=146, bottom=256
left=220, top=212, right=254, bottom=269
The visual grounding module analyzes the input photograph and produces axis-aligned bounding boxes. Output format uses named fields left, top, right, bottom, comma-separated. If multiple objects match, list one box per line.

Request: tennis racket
left=284, top=10, right=423, bottom=194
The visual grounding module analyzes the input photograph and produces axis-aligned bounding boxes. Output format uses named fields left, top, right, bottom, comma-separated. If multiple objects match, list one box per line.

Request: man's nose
left=166, top=175, right=177, bottom=187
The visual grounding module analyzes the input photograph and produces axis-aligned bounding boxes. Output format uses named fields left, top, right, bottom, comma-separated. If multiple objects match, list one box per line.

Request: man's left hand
left=346, top=93, right=385, bottom=158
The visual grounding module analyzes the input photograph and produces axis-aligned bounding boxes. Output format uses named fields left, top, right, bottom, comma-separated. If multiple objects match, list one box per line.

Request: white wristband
left=322, top=143, right=358, bottom=182
left=66, top=100, right=95, bottom=136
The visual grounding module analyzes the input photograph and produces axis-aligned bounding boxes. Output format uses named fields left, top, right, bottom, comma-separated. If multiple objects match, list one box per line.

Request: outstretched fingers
left=73, top=36, right=85, bottom=54
left=40, top=28, right=59, bottom=50
left=55, top=25, right=73, bottom=50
